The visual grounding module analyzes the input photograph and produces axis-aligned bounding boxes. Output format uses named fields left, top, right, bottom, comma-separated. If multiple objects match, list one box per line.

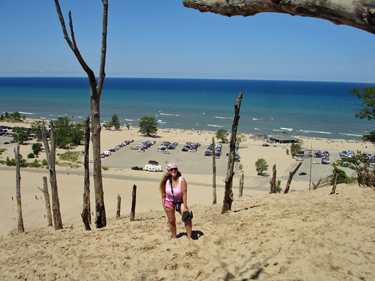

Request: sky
left=0, top=0, right=374, bottom=83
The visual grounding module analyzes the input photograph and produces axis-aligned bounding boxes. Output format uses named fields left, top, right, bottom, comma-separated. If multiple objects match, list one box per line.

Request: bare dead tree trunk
left=116, top=194, right=121, bottom=218
left=222, top=92, right=243, bottom=214
left=212, top=136, right=217, bottom=204
left=270, top=164, right=277, bottom=194
left=41, top=121, right=63, bottom=230
left=130, top=185, right=137, bottom=221
left=239, top=173, right=244, bottom=197
left=330, top=174, right=339, bottom=195
left=54, top=0, right=108, bottom=228
left=284, top=162, right=302, bottom=194
left=81, top=116, right=91, bottom=231
left=182, top=0, right=375, bottom=35
left=14, top=146, right=24, bottom=232
left=37, top=176, right=53, bottom=226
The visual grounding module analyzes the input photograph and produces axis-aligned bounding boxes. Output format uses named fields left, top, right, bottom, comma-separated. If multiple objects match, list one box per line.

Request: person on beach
left=160, top=163, right=193, bottom=240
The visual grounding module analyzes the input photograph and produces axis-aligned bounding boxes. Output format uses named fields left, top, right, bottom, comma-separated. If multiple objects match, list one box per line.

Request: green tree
left=335, top=151, right=374, bottom=187
left=238, top=164, right=244, bottom=171
left=126, top=123, right=130, bottom=130
left=103, top=122, right=112, bottom=130
left=54, top=117, right=84, bottom=148
left=290, top=141, right=302, bottom=158
left=270, top=179, right=282, bottom=193
left=32, top=143, right=43, bottom=155
left=330, top=163, right=348, bottom=184
left=255, top=158, right=268, bottom=176
left=70, top=122, right=85, bottom=146
left=216, top=129, right=229, bottom=143
left=12, top=127, right=29, bottom=144
left=111, top=114, right=121, bottom=130
left=138, top=116, right=158, bottom=136
left=2, top=111, right=24, bottom=123
left=31, top=120, right=43, bottom=140
left=350, top=86, right=375, bottom=142
left=236, top=133, right=246, bottom=147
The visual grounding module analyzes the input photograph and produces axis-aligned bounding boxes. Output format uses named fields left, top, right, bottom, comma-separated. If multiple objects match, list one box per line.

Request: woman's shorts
left=164, top=200, right=174, bottom=208
left=164, top=199, right=183, bottom=208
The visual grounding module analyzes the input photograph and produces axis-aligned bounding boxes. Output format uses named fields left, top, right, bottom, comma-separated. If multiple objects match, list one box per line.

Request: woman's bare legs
left=164, top=206, right=177, bottom=238
left=180, top=204, right=193, bottom=240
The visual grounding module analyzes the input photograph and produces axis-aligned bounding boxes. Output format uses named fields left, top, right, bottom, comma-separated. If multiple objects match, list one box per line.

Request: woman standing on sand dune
left=160, top=163, right=193, bottom=240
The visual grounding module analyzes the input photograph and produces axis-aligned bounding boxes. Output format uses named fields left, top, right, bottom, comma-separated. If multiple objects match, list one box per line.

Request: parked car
left=163, top=150, right=170, bottom=154
left=205, top=151, right=212, bottom=156
left=131, top=166, right=143, bottom=170
left=149, top=160, right=159, bottom=165
left=299, top=172, right=307, bottom=176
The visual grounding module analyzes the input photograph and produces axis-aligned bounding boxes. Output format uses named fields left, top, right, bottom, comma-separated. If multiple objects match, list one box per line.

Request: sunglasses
left=169, top=168, right=178, bottom=171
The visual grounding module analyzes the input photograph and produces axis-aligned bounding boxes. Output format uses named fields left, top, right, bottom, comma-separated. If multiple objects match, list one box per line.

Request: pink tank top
left=165, top=177, right=184, bottom=203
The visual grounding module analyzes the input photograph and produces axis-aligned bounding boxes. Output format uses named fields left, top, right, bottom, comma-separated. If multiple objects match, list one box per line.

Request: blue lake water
left=0, top=77, right=373, bottom=140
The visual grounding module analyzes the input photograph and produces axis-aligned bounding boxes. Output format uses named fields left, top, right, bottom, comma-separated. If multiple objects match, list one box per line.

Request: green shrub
left=6, top=157, right=15, bottom=166
left=32, top=143, right=43, bottom=155
left=27, top=153, right=35, bottom=159
left=42, top=159, right=48, bottom=166
left=102, top=166, right=108, bottom=171
left=28, top=159, right=41, bottom=168
left=59, top=151, right=84, bottom=162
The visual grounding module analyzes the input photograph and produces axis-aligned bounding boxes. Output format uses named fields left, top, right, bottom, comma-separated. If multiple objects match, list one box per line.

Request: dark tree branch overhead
left=182, top=0, right=375, bottom=35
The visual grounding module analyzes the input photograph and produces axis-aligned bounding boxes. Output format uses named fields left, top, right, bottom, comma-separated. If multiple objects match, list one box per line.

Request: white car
left=296, top=157, right=304, bottom=161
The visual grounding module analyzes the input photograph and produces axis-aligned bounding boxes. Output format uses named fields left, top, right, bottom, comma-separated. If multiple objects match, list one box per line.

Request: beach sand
left=1, top=120, right=375, bottom=280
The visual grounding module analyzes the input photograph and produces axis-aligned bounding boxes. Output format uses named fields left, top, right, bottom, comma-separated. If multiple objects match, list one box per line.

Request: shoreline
left=1, top=110, right=368, bottom=141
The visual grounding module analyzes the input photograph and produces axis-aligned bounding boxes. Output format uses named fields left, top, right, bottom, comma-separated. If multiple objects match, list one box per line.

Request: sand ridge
left=0, top=185, right=374, bottom=280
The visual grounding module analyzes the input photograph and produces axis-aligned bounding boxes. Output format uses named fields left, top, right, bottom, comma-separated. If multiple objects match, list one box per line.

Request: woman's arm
left=181, top=178, right=188, bottom=206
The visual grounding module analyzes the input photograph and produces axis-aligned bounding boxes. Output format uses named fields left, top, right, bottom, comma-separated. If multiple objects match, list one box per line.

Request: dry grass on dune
left=0, top=184, right=374, bottom=281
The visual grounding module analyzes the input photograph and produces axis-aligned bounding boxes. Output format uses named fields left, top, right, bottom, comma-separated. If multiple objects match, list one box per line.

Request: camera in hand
left=173, top=200, right=181, bottom=211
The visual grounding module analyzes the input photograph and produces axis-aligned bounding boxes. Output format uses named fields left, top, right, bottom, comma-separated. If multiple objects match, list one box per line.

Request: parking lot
left=101, top=140, right=230, bottom=177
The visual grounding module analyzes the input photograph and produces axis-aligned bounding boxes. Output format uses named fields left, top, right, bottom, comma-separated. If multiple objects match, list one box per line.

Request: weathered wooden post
left=14, top=146, right=24, bottom=232
left=222, top=92, right=243, bottom=214
left=37, top=176, right=53, bottom=226
left=130, top=185, right=137, bottom=221
left=284, top=162, right=302, bottom=194
left=270, top=164, right=277, bottom=193
left=330, top=174, right=339, bottom=195
left=116, top=194, right=121, bottom=218
left=41, top=120, right=63, bottom=230
left=212, top=136, right=217, bottom=204
left=239, top=173, right=244, bottom=197
left=81, top=115, right=91, bottom=230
